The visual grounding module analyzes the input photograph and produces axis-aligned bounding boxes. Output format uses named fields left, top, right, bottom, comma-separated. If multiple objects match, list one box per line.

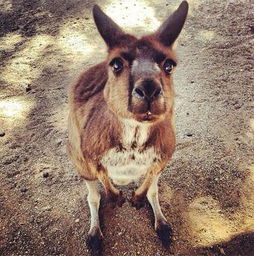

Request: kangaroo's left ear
left=156, top=1, right=189, bottom=47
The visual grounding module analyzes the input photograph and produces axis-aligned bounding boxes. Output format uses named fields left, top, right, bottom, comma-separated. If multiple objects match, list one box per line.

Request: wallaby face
left=68, top=2, right=188, bottom=254
left=93, top=3, right=188, bottom=123
left=105, top=39, right=177, bottom=122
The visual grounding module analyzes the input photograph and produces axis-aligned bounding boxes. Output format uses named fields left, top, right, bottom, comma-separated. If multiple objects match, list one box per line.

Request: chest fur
left=101, top=119, right=160, bottom=185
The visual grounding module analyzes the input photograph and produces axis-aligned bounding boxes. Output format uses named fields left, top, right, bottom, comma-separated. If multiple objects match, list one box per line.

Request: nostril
left=133, top=87, right=145, bottom=99
left=153, top=88, right=163, bottom=99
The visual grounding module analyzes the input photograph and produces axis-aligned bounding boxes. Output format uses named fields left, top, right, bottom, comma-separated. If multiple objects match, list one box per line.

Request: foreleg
left=98, top=171, right=125, bottom=208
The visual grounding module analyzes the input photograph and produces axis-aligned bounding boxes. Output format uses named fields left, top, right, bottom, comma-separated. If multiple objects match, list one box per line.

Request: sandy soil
left=0, top=0, right=253, bottom=255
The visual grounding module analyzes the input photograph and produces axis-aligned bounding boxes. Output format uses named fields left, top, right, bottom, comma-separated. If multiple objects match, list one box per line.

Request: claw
left=117, top=190, right=126, bottom=207
left=107, top=190, right=125, bottom=208
left=130, top=192, right=146, bottom=209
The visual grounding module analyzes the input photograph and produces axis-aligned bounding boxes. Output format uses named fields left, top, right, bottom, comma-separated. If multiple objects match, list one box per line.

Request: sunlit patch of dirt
left=0, top=96, right=34, bottom=130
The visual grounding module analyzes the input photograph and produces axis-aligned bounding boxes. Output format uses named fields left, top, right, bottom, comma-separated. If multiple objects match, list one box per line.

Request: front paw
left=130, top=192, right=146, bottom=209
left=156, top=220, right=173, bottom=247
left=107, top=190, right=125, bottom=208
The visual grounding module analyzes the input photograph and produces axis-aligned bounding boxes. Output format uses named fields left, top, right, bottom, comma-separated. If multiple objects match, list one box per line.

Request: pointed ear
left=93, top=5, right=125, bottom=48
left=156, top=1, right=189, bottom=47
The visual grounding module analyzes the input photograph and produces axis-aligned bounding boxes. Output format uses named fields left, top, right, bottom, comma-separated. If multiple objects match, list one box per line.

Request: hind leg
left=147, top=174, right=172, bottom=246
left=85, top=180, right=103, bottom=251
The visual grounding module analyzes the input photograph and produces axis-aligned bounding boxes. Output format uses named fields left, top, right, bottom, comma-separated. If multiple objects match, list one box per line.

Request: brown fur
left=68, top=36, right=176, bottom=174
left=67, top=1, right=188, bottom=250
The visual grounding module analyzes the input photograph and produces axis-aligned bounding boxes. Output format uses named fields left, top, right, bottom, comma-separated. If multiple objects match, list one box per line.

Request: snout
left=130, top=79, right=166, bottom=122
left=132, top=79, right=163, bottom=102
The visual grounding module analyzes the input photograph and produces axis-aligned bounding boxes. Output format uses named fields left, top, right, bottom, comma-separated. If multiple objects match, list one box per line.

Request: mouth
left=136, top=111, right=157, bottom=122
left=130, top=98, right=166, bottom=122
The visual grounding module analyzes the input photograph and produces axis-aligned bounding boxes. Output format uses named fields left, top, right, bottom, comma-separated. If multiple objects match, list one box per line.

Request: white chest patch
left=101, top=118, right=160, bottom=185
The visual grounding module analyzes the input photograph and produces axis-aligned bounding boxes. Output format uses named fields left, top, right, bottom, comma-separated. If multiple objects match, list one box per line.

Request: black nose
left=132, top=80, right=162, bottom=101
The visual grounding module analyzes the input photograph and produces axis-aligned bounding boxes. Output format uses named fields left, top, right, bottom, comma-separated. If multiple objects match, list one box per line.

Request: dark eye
left=163, top=59, right=176, bottom=75
left=109, top=58, right=124, bottom=75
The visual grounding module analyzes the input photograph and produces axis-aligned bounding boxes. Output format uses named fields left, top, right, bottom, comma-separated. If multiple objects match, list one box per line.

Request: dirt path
left=0, top=0, right=253, bottom=255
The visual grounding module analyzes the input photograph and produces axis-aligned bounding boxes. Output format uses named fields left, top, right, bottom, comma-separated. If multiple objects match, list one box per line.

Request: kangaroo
left=67, top=1, right=188, bottom=252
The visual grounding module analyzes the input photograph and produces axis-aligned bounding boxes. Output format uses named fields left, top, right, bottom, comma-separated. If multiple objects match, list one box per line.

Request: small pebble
left=21, top=188, right=28, bottom=193
left=220, top=247, right=225, bottom=255
left=75, top=218, right=80, bottom=223
left=191, top=80, right=195, bottom=84
left=26, top=84, right=32, bottom=92
left=43, top=172, right=49, bottom=178
left=42, top=206, right=52, bottom=211
left=0, top=131, right=5, bottom=137
left=19, top=220, right=26, bottom=225
left=56, top=139, right=62, bottom=146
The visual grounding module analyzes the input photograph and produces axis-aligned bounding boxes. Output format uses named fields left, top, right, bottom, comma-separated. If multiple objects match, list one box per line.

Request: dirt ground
left=0, top=0, right=253, bottom=255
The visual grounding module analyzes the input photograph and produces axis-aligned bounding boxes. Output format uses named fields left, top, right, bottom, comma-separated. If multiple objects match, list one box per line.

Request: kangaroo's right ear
left=93, top=5, right=125, bottom=48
